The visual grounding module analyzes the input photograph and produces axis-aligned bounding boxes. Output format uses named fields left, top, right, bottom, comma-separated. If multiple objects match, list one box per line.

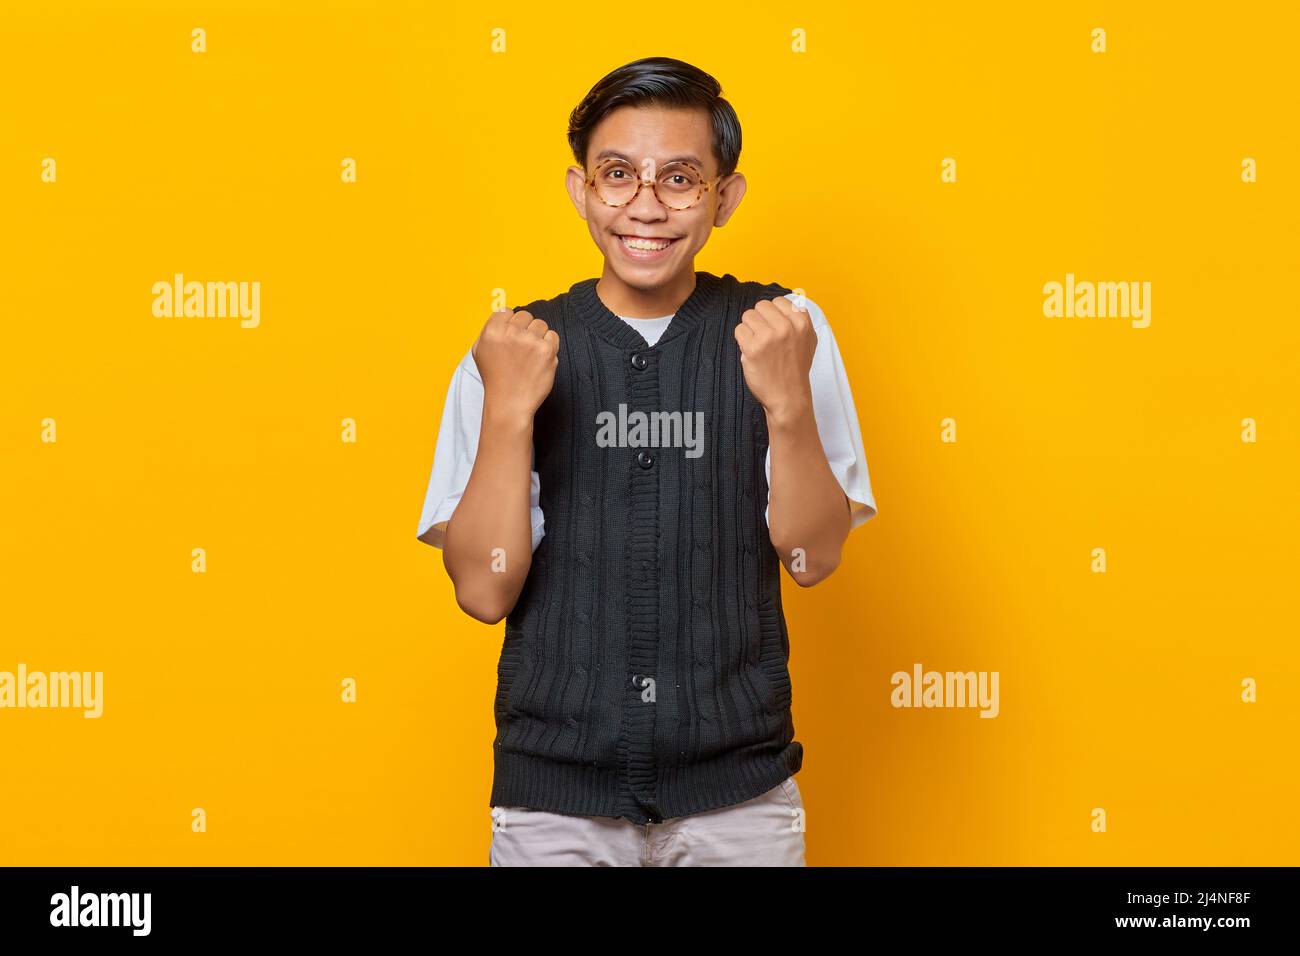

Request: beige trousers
left=489, top=775, right=806, bottom=866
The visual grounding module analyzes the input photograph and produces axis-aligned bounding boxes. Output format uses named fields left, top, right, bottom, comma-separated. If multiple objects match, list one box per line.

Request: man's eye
left=660, top=167, right=701, bottom=186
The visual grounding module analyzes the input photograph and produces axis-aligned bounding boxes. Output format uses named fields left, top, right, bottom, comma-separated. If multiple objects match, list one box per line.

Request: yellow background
left=2, top=1, right=1296, bottom=865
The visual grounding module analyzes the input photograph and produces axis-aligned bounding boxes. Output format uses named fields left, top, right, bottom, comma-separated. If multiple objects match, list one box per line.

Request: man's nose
left=626, top=178, right=669, bottom=219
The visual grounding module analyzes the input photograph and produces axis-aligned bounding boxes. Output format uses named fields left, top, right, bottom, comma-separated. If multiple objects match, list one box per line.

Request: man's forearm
left=442, top=403, right=535, bottom=623
left=765, top=398, right=851, bottom=586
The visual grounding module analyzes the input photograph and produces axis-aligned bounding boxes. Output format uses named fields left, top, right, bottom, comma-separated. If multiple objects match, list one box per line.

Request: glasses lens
left=594, top=160, right=640, bottom=205
left=658, top=163, right=704, bottom=210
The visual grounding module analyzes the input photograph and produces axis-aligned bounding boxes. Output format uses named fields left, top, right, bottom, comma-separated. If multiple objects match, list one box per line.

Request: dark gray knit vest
left=491, top=270, right=801, bottom=825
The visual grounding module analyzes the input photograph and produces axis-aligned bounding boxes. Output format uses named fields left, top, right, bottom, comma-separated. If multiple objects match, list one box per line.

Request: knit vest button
left=636, top=450, right=654, bottom=469
left=630, top=352, right=648, bottom=370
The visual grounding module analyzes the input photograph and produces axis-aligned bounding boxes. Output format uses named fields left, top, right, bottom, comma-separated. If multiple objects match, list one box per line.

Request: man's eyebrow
left=592, top=149, right=707, bottom=167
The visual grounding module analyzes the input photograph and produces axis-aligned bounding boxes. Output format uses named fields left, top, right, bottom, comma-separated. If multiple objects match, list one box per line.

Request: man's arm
left=442, top=308, right=557, bottom=623
left=765, top=399, right=851, bottom=586
left=735, top=296, right=851, bottom=586
left=442, top=404, right=535, bottom=623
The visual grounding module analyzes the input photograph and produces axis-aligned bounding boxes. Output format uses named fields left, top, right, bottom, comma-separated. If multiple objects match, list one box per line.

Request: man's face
left=566, top=105, right=745, bottom=292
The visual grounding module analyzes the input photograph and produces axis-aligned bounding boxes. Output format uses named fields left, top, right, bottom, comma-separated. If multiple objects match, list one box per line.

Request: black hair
left=567, top=56, right=742, bottom=176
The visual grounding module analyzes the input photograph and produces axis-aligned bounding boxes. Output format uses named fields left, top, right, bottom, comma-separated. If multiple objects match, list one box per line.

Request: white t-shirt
left=417, top=292, right=877, bottom=551
left=621, top=312, right=675, bottom=346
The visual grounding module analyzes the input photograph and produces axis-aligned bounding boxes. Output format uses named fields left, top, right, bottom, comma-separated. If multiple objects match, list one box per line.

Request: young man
left=417, top=57, right=877, bottom=866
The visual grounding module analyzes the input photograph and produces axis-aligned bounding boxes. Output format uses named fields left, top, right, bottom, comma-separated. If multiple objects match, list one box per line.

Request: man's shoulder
left=510, top=278, right=592, bottom=318
left=721, top=274, right=829, bottom=329
left=722, top=270, right=790, bottom=297
left=718, top=272, right=797, bottom=305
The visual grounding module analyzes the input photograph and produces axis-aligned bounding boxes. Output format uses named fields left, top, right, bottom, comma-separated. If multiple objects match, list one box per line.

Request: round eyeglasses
left=585, top=158, right=724, bottom=211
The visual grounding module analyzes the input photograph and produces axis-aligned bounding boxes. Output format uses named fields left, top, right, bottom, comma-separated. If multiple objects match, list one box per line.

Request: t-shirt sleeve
left=416, top=347, right=546, bottom=552
left=764, top=294, right=877, bottom=531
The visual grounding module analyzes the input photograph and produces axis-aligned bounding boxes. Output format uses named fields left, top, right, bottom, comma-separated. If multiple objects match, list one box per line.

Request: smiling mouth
left=617, top=235, right=679, bottom=252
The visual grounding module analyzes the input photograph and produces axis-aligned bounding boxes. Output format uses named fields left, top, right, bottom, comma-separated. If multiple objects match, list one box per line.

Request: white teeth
left=621, top=236, right=672, bottom=251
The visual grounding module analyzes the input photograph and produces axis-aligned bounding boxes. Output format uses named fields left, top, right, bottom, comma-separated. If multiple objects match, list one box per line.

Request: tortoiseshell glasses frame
left=584, top=157, right=726, bottom=211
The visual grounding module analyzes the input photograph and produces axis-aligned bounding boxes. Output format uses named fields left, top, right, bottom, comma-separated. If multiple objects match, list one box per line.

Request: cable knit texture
left=492, top=270, right=802, bottom=825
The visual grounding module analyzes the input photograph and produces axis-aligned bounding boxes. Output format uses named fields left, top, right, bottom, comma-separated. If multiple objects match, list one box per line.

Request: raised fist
left=472, top=308, right=560, bottom=422
left=733, top=296, right=817, bottom=420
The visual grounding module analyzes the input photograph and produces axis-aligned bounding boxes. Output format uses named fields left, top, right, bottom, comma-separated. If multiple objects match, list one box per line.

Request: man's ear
left=565, top=165, right=589, bottom=220
left=713, top=172, right=747, bottom=227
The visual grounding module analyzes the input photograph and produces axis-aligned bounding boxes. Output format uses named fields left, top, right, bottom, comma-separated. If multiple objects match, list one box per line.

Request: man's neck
left=596, top=264, right=697, bottom=318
